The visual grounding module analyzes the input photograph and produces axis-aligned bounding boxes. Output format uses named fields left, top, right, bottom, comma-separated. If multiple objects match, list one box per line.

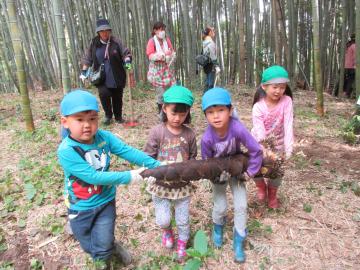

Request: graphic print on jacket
left=70, top=146, right=107, bottom=201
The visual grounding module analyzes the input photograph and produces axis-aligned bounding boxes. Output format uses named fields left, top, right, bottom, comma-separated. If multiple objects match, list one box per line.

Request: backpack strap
left=72, top=146, right=87, bottom=160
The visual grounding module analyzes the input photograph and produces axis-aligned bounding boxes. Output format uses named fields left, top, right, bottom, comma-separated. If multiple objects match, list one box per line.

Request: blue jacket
left=58, top=129, right=160, bottom=211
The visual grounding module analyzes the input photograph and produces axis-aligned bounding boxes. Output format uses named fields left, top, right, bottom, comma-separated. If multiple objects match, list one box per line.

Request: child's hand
left=218, top=170, right=231, bottom=184
left=242, top=172, right=252, bottom=181
left=144, top=176, right=156, bottom=184
left=129, top=167, right=146, bottom=184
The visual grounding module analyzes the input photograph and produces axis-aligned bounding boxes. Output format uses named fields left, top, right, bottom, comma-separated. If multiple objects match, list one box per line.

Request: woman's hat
left=60, top=89, right=99, bottom=116
left=261, top=65, right=289, bottom=85
left=202, top=87, right=231, bottom=111
left=163, top=85, right=194, bottom=106
left=96, top=19, right=111, bottom=33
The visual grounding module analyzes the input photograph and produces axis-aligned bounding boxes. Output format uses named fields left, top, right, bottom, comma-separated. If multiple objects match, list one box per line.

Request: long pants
left=344, top=68, right=355, bottom=98
left=253, top=177, right=282, bottom=188
left=152, top=195, right=190, bottom=242
left=204, top=71, right=216, bottom=92
left=68, top=200, right=116, bottom=261
left=98, top=85, right=124, bottom=120
left=212, top=178, right=247, bottom=237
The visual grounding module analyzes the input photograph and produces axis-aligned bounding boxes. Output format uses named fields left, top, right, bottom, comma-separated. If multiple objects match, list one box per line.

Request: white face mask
left=157, top=30, right=166, bottom=39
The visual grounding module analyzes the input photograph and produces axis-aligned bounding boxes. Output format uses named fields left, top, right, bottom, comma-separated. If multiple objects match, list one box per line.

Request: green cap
left=163, top=85, right=194, bottom=106
left=261, top=65, right=289, bottom=84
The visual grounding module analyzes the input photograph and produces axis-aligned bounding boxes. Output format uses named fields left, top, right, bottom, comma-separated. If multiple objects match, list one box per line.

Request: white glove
left=215, top=66, right=221, bottom=74
left=129, top=167, right=146, bottom=184
left=150, top=52, right=165, bottom=62
left=144, top=176, right=156, bottom=184
left=219, top=170, right=231, bottom=183
left=79, top=74, right=87, bottom=83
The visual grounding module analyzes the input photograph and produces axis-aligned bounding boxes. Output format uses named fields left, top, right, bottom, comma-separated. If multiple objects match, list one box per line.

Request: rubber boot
left=161, top=229, right=174, bottom=249
left=212, top=223, right=224, bottom=248
left=255, top=179, right=267, bottom=204
left=176, top=239, right=187, bottom=261
left=233, top=229, right=246, bottom=263
left=113, top=241, right=132, bottom=266
left=267, top=185, right=279, bottom=209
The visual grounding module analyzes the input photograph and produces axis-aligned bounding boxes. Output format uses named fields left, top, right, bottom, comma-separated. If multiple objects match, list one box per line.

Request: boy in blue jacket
left=57, top=89, right=160, bottom=267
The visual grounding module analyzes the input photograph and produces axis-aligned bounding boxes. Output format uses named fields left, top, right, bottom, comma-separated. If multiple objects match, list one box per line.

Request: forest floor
left=0, top=83, right=359, bottom=270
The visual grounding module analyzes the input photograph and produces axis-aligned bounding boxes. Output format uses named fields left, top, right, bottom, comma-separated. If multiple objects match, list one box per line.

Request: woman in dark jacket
left=81, top=19, right=132, bottom=125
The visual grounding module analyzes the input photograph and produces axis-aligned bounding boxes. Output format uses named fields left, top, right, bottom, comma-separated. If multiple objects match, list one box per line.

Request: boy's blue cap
left=60, top=89, right=99, bottom=116
left=201, top=87, right=232, bottom=111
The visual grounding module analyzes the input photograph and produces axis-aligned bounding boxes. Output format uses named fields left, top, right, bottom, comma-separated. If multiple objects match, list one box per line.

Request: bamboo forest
left=0, top=0, right=359, bottom=269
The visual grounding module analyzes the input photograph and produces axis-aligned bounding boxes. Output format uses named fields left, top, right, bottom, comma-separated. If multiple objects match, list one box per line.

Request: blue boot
left=212, top=223, right=224, bottom=248
left=233, top=229, right=246, bottom=263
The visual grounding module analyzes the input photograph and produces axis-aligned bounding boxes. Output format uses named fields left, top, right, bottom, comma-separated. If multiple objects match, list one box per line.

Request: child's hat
left=261, top=65, right=289, bottom=85
left=60, top=89, right=99, bottom=116
left=163, top=85, right=194, bottom=106
left=202, top=87, right=231, bottom=111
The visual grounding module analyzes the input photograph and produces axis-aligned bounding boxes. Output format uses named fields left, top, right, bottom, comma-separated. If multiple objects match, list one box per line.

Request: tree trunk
left=53, top=0, right=71, bottom=94
left=7, top=0, right=35, bottom=131
left=312, top=0, right=324, bottom=116
left=356, top=0, right=360, bottom=100
left=238, top=0, right=245, bottom=84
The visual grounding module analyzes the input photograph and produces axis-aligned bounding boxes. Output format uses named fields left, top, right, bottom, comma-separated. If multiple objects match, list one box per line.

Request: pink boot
left=255, top=179, right=267, bottom=204
left=177, top=239, right=187, bottom=260
left=268, top=185, right=280, bottom=209
left=162, top=229, right=174, bottom=249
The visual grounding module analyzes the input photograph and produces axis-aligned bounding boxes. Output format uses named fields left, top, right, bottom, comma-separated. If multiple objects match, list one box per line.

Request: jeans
left=204, top=71, right=216, bottom=92
left=152, top=195, right=191, bottom=242
left=68, top=200, right=116, bottom=260
left=97, top=85, right=124, bottom=120
left=212, top=178, right=247, bottom=237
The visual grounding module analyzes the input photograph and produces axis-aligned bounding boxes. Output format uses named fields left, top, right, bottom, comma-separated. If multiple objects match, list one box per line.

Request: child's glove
left=129, top=167, right=146, bottom=184
left=144, top=176, right=156, bottom=184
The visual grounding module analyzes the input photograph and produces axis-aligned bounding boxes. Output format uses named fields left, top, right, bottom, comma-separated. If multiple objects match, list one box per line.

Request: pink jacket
left=146, top=37, right=173, bottom=58
left=344, top=43, right=356, bottom=69
left=251, top=95, right=294, bottom=158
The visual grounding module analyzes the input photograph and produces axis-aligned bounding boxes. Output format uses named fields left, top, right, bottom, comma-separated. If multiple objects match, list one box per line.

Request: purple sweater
left=201, top=118, right=263, bottom=177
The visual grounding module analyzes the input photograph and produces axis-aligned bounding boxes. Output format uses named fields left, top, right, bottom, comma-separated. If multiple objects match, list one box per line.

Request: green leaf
left=24, top=183, right=37, bottom=200
left=184, top=258, right=202, bottom=270
left=18, top=219, right=26, bottom=228
left=193, top=230, right=208, bottom=256
left=303, top=203, right=312, bottom=213
left=186, top=248, right=202, bottom=258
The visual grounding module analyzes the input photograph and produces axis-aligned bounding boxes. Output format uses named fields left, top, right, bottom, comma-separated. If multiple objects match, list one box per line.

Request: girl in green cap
left=143, top=85, right=197, bottom=261
left=251, top=65, right=294, bottom=209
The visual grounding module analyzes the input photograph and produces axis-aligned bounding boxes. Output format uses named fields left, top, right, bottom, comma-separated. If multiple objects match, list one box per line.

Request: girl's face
left=163, top=104, right=189, bottom=129
left=204, top=105, right=232, bottom=135
left=262, top=83, right=287, bottom=103
left=61, top=111, right=99, bottom=144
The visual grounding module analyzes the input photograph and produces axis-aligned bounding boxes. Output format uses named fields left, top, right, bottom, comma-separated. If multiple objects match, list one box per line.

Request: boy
left=201, top=87, right=262, bottom=263
left=57, top=89, right=160, bottom=268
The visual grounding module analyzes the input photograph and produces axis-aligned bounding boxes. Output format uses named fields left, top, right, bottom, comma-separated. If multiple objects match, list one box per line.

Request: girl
left=201, top=87, right=263, bottom=263
left=251, top=65, right=294, bottom=209
left=202, top=26, right=220, bottom=92
left=146, top=22, right=176, bottom=114
left=144, top=85, right=196, bottom=261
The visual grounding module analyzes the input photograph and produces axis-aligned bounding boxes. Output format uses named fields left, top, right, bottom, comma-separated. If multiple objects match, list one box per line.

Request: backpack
left=195, top=49, right=211, bottom=66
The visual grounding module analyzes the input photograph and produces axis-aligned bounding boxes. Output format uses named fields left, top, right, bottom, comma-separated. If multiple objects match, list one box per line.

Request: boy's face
left=204, top=105, right=232, bottom=133
left=61, top=110, right=99, bottom=144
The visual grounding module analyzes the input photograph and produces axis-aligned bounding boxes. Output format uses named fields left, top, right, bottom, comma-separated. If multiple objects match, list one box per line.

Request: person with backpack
left=80, top=19, right=132, bottom=126
left=146, top=22, right=176, bottom=115
left=201, top=27, right=220, bottom=92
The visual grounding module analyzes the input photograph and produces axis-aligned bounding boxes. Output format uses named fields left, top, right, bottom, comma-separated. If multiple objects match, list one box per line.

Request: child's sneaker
left=162, top=229, right=174, bottom=249
left=176, top=239, right=187, bottom=260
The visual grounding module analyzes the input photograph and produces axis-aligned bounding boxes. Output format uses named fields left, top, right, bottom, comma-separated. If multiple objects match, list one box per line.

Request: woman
left=202, top=27, right=220, bottom=92
left=344, top=34, right=356, bottom=98
left=146, top=22, right=176, bottom=113
left=81, top=18, right=132, bottom=125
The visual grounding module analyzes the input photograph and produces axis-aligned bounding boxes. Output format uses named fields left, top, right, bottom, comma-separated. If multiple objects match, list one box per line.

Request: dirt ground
left=0, top=85, right=359, bottom=270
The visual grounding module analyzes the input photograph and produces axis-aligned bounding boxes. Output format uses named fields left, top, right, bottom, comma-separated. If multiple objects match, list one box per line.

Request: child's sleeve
left=143, top=128, right=159, bottom=159
left=283, top=98, right=294, bottom=159
left=58, top=147, right=132, bottom=185
left=238, top=124, right=263, bottom=177
left=201, top=135, right=213, bottom=160
left=189, top=132, right=197, bottom=160
left=251, top=103, right=266, bottom=142
left=107, top=131, right=160, bottom=169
